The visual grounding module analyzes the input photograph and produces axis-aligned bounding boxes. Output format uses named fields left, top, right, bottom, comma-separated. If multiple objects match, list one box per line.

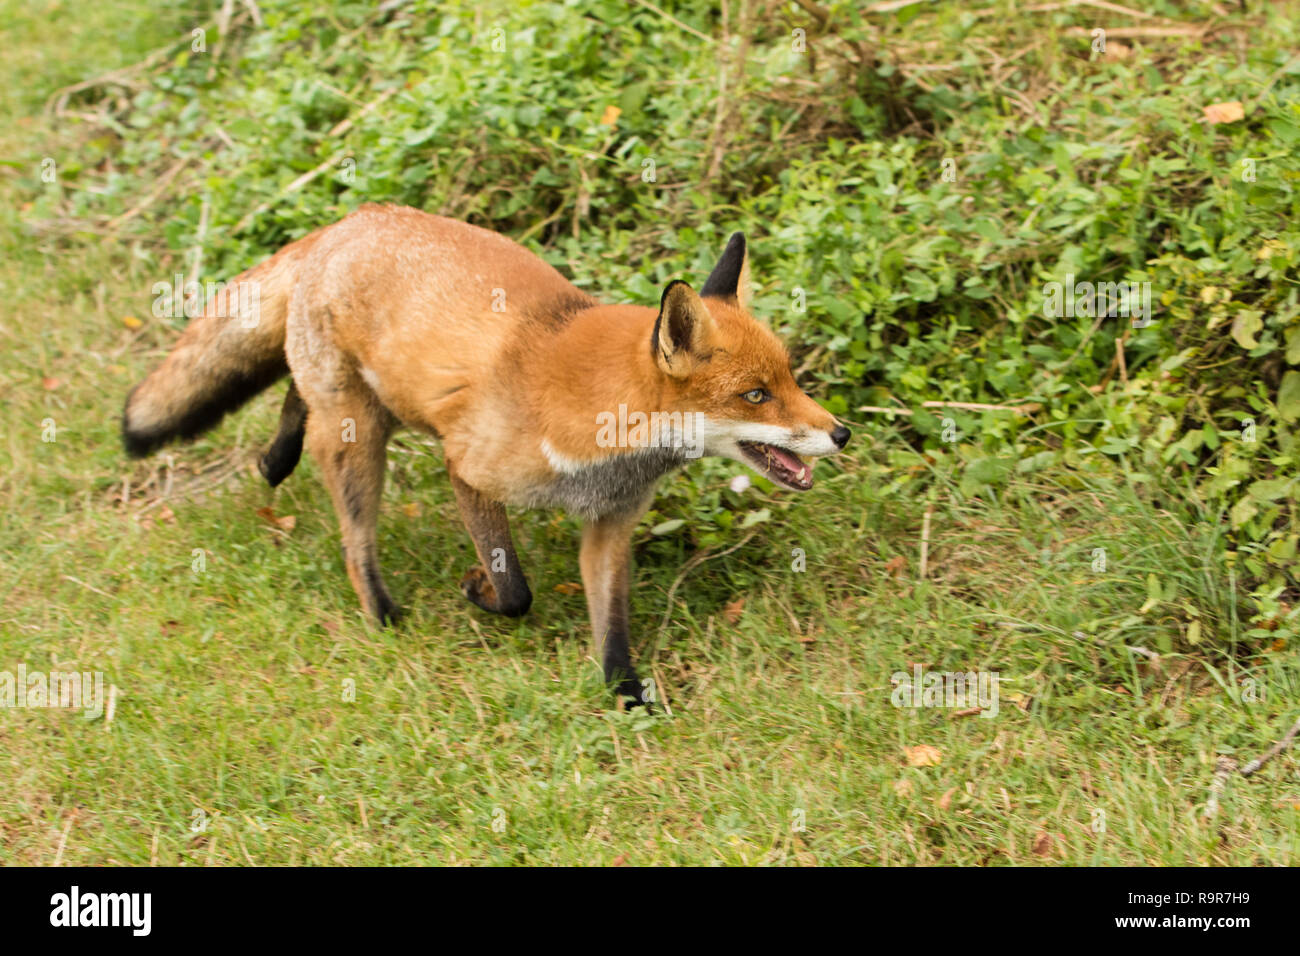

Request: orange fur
left=123, top=206, right=847, bottom=704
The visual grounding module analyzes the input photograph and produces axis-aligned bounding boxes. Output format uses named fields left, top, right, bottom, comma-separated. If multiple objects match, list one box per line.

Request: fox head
left=650, top=233, right=850, bottom=490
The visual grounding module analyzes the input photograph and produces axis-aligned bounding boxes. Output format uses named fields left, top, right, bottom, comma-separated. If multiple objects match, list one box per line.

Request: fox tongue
left=767, top=445, right=805, bottom=475
left=740, top=440, right=814, bottom=489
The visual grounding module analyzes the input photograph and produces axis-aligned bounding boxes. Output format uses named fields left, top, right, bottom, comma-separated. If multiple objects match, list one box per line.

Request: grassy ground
left=2, top=1, right=1298, bottom=865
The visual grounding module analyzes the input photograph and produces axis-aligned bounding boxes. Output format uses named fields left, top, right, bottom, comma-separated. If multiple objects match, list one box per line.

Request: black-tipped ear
left=651, top=280, right=715, bottom=379
left=699, top=232, right=747, bottom=302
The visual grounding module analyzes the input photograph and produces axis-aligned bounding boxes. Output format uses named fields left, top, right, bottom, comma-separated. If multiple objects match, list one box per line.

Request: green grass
left=1, top=0, right=1298, bottom=865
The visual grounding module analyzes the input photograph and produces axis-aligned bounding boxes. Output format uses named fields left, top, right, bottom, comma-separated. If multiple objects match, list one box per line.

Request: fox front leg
left=579, top=501, right=653, bottom=708
left=448, top=463, right=533, bottom=618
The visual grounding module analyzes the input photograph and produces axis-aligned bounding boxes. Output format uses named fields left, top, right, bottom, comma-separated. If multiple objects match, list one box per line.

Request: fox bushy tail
left=122, top=241, right=307, bottom=458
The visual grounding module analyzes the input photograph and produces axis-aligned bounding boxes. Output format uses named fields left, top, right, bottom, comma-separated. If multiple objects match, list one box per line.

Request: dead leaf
left=1104, top=41, right=1132, bottom=59
left=893, top=778, right=913, bottom=798
left=255, top=505, right=296, bottom=532
left=158, top=504, right=176, bottom=524
left=904, top=744, right=943, bottom=767
left=950, top=707, right=983, bottom=719
left=600, top=104, right=622, bottom=125
left=884, top=555, right=907, bottom=578
left=554, top=581, right=583, bottom=595
left=936, top=787, right=956, bottom=811
left=1203, top=101, right=1244, bottom=124
left=41, top=377, right=60, bottom=390
left=402, top=502, right=422, bottom=518
left=1032, top=830, right=1056, bottom=858
left=723, top=597, right=746, bottom=625
left=122, top=315, right=143, bottom=330
left=1003, top=691, right=1032, bottom=713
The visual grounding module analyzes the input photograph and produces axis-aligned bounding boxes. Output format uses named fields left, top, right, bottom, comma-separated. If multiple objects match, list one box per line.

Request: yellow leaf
left=1203, top=101, right=1244, bottom=124
left=904, top=744, right=943, bottom=767
left=122, top=315, right=143, bottom=330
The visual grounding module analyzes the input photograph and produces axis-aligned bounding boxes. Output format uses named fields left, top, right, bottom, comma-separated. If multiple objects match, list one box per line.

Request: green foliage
left=20, top=0, right=1300, bottom=635
left=6, top=0, right=1300, bottom=867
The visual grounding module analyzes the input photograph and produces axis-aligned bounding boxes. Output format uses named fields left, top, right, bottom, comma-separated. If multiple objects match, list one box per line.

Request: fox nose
left=831, top=425, right=851, bottom=449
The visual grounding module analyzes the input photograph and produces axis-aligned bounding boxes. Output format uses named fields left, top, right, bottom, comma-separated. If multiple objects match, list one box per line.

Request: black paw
left=259, top=435, right=303, bottom=488
left=375, top=594, right=403, bottom=627
left=614, top=676, right=653, bottom=712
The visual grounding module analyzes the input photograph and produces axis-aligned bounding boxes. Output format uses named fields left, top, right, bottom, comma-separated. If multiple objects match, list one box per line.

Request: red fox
left=123, top=205, right=849, bottom=704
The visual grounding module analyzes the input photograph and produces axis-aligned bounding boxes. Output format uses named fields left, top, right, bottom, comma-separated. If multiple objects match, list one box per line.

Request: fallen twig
left=631, top=0, right=714, bottom=44
left=1062, top=25, right=1215, bottom=39
left=233, top=153, right=347, bottom=233
left=1241, top=714, right=1300, bottom=777
left=1204, top=755, right=1237, bottom=818
left=105, top=156, right=194, bottom=232
left=657, top=530, right=760, bottom=640
left=234, top=86, right=401, bottom=233
left=856, top=400, right=1042, bottom=416
left=918, top=503, right=933, bottom=580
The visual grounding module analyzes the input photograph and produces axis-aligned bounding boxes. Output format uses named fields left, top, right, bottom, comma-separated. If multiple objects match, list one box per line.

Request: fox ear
left=652, top=280, right=715, bottom=379
left=699, top=232, right=750, bottom=309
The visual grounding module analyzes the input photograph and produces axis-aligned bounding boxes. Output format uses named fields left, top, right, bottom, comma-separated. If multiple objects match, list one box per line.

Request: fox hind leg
left=259, top=381, right=307, bottom=487
left=447, top=463, right=533, bottom=618
left=305, top=392, right=401, bottom=625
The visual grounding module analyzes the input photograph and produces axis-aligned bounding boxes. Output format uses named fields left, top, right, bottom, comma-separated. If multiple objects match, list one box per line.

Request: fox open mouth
left=738, top=441, right=814, bottom=490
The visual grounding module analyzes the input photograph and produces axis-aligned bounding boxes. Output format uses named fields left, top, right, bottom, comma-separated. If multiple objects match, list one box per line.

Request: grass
left=1, top=0, right=1298, bottom=865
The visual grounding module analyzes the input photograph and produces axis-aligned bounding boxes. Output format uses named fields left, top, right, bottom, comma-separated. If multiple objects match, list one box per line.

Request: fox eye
left=741, top=388, right=770, bottom=404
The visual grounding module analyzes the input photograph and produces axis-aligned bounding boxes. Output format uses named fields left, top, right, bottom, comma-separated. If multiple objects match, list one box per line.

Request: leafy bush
left=24, top=0, right=1300, bottom=630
